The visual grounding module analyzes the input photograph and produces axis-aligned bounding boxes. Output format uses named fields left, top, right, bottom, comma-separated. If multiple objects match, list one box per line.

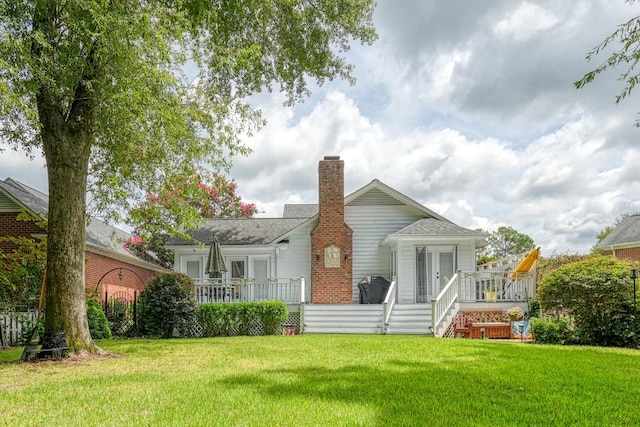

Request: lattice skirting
left=190, top=312, right=301, bottom=337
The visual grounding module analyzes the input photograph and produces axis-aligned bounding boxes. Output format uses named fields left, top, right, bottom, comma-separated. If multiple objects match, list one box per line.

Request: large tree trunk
left=40, top=115, right=101, bottom=354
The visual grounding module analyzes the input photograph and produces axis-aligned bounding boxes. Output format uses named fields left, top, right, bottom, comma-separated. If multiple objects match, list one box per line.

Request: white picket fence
left=0, top=308, right=39, bottom=346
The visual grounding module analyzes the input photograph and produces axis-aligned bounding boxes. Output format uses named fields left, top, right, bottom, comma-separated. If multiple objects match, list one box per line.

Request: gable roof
left=597, top=214, right=640, bottom=249
left=0, top=178, right=157, bottom=265
left=165, top=217, right=309, bottom=246
left=0, top=178, right=49, bottom=215
left=169, top=178, right=474, bottom=247
left=345, top=180, right=451, bottom=223
left=381, top=218, right=488, bottom=247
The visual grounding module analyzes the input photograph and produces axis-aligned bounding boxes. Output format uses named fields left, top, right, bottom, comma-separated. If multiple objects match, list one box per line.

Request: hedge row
left=196, top=301, right=289, bottom=337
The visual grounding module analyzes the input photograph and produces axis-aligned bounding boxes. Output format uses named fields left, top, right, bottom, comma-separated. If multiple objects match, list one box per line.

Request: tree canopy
left=0, top=0, right=376, bottom=354
left=126, top=169, right=258, bottom=268
left=479, top=226, right=535, bottom=261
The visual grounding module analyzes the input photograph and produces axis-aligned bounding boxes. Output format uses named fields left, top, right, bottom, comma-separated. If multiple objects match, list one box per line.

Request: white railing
left=1, top=308, right=39, bottom=346
left=457, top=270, right=535, bottom=303
left=193, top=278, right=303, bottom=304
left=431, top=273, right=459, bottom=336
left=300, top=277, right=306, bottom=304
left=382, top=279, right=397, bottom=333
left=430, top=270, right=537, bottom=337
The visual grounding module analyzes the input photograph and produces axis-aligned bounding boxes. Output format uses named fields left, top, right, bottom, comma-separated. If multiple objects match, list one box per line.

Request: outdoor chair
left=452, top=314, right=471, bottom=338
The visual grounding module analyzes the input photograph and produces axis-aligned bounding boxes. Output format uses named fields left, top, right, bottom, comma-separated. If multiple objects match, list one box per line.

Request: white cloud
left=493, top=3, right=560, bottom=42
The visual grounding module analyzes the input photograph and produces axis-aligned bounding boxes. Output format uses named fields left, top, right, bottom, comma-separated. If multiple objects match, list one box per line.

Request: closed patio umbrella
left=205, top=234, right=227, bottom=278
left=509, top=247, right=540, bottom=279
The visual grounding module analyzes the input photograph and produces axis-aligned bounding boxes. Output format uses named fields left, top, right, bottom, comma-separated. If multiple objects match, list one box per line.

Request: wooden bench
left=458, top=311, right=511, bottom=339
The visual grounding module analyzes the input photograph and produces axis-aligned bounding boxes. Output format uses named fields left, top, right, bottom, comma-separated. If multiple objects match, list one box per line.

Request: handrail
left=431, top=271, right=459, bottom=337
left=382, top=279, right=397, bottom=334
left=300, top=276, right=306, bottom=304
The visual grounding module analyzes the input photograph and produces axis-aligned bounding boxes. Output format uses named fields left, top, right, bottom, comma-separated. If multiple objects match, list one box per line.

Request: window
left=229, top=258, right=246, bottom=278
left=181, top=256, right=203, bottom=279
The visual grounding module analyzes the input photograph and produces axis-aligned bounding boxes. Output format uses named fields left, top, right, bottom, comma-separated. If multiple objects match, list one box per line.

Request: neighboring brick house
left=0, top=178, right=165, bottom=302
left=596, top=214, right=640, bottom=263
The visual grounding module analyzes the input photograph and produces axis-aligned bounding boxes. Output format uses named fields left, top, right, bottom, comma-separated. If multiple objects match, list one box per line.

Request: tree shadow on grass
left=220, top=341, right=640, bottom=426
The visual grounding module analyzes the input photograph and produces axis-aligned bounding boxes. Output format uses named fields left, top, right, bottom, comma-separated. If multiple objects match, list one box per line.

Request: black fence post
left=104, top=290, right=108, bottom=317
left=133, top=290, right=138, bottom=330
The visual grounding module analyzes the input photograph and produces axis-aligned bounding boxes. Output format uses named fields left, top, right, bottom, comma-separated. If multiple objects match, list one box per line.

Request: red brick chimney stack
left=311, top=156, right=353, bottom=304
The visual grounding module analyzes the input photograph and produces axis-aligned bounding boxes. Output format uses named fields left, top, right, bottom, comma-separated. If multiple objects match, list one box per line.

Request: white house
left=167, top=157, right=534, bottom=336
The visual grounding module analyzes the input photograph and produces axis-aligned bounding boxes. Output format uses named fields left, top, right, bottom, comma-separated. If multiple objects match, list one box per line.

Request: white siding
left=456, top=240, right=476, bottom=271
left=0, top=192, right=20, bottom=212
left=276, top=222, right=313, bottom=283
left=396, top=238, right=478, bottom=303
left=346, top=205, right=423, bottom=303
left=397, top=241, right=416, bottom=303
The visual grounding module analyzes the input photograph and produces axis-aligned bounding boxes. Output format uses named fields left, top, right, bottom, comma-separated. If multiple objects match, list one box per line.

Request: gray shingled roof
left=0, top=179, right=49, bottom=215
left=598, top=214, right=640, bottom=248
left=393, top=218, right=486, bottom=237
left=166, top=217, right=309, bottom=246
left=283, top=204, right=318, bottom=218
left=1, top=178, right=133, bottom=256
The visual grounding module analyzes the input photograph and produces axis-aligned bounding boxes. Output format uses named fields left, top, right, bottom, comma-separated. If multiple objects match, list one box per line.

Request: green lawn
left=1, top=335, right=639, bottom=426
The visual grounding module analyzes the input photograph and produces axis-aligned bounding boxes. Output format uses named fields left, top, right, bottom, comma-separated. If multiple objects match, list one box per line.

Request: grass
left=1, top=335, right=640, bottom=426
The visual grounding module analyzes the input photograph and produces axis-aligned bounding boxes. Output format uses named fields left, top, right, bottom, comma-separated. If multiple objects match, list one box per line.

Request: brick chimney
left=311, top=156, right=353, bottom=304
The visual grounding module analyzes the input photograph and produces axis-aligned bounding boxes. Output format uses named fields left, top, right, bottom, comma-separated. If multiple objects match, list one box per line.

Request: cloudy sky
left=2, top=1, right=640, bottom=256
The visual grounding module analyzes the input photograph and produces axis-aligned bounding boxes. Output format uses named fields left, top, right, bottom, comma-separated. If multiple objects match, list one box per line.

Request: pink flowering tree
left=125, top=168, right=258, bottom=267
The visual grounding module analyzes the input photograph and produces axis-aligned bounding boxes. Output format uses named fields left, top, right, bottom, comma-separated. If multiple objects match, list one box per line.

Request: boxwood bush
left=139, top=272, right=197, bottom=338
left=530, top=317, right=571, bottom=345
left=196, top=301, right=288, bottom=337
left=86, top=298, right=112, bottom=340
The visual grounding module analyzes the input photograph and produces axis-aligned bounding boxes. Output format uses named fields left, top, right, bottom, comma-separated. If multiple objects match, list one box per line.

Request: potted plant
left=507, top=306, right=524, bottom=321
left=485, top=285, right=497, bottom=302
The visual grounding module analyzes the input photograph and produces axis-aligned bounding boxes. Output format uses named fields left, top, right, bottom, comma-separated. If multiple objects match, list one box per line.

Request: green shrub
left=86, top=298, right=112, bottom=340
left=530, top=317, right=571, bottom=344
left=196, top=301, right=288, bottom=337
left=256, top=301, right=289, bottom=335
left=139, top=272, right=197, bottom=338
left=527, top=298, right=541, bottom=319
left=538, top=256, right=635, bottom=347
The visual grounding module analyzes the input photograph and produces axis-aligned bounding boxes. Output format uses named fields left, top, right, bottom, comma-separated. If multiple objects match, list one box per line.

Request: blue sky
left=2, top=1, right=640, bottom=256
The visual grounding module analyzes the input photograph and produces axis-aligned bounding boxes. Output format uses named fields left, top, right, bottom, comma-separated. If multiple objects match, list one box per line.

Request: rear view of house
left=168, top=157, right=535, bottom=335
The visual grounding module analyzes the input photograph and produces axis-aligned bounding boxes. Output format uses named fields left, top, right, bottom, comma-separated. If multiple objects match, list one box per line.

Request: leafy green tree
left=0, top=1, right=376, bottom=354
left=538, top=256, right=635, bottom=348
left=575, top=1, right=640, bottom=126
left=125, top=169, right=258, bottom=268
left=481, top=226, right=535, bottom=259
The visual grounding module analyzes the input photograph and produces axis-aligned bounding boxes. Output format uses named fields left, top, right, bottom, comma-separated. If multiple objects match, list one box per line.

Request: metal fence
left=103, top=290, right=139, bottom=337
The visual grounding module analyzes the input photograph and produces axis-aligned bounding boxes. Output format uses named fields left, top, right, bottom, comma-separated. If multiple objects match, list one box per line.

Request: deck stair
left=385, top=304, right=433, bottom=335
left=303, top=304, right=384, bottom=334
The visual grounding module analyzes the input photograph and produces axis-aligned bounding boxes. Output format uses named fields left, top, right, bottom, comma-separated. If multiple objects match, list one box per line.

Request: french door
left=416, top=246, right=457, bottom=303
